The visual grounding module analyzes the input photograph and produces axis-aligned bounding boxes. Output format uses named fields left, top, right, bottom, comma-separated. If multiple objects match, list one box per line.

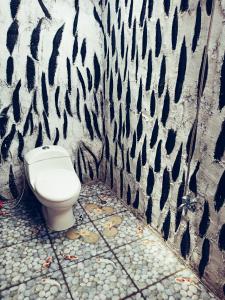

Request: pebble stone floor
left=0, top=181, right=218, bottom=300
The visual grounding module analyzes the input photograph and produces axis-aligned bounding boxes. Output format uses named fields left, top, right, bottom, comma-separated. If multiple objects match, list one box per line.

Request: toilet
left=24, top=145, right=81, bottom=231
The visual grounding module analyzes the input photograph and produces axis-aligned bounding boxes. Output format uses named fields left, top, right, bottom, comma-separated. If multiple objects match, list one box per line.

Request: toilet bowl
left=24, top=145, right=81, bottom=231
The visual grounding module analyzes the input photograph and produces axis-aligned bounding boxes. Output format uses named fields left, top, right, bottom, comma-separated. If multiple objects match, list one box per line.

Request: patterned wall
left=0, top=0, right=104, bottom=195
left=101, top=0, right=224, bottom=298
left=0, top=0, right=224, bottom=297
left=188, top=1, right=225, bottom=297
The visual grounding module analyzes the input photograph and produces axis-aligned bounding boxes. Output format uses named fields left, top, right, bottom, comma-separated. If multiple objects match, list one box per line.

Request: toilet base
left=42, top=205, right=75, bottom=231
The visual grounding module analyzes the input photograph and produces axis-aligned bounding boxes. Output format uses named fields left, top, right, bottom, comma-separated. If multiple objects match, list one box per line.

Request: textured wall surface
left=188, top=1, right=225, bottom=297
left=0, top=0, right=224, bottom=298
left=0, top=0, right=104, bottom=194
left=101, top=0, right=225, bottom=298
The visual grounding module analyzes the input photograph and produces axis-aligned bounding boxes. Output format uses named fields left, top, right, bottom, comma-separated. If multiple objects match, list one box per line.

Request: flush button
left=42, top=146, right=50, bottom=150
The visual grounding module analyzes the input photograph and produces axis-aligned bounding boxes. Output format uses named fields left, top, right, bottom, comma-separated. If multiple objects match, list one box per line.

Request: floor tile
left=0, top=270, right=71, bottom=300
left=93, top=211, right=150, bottom=249
left=0, top=190, right=48, bottom=248
left=79, top=193, right=127, bottom=222
left=142, top=269, right=217, bottom=300
left=80, top=181, right=113, bottom=197
left=0, top=181, right=219, bottom=300
left=114, top=238, right=184, bottom=289
left=1, top=189, right=42, bottom=219
left=3, top=188, right=43, bottom=217
left=63, top=251, right=138, bottom=300
left=123, top=292, right=145, bottom=299
left=0, top=236, right=59, bottom=291
left=1, top=203, right=41, bottom=220
left=72, top=201, right=90, bottom=225
left=50, top=222, right=109, bottom=268
left=0, top=213, right=47, bottom=248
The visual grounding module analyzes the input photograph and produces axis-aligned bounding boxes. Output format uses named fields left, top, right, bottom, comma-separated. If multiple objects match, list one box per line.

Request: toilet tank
left=24, top=145, right=74, bottom=188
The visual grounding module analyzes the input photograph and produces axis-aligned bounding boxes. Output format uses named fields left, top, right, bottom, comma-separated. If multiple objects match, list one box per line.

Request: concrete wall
left=188, top=1, right=225, bottom=297
left=101, top=0, right=225, bottom=298
left=0, top=0, right=104, bottom=196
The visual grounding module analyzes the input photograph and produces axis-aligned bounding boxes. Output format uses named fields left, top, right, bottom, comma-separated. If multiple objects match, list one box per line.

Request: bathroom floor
left=0, top=181, right=217, bottom=300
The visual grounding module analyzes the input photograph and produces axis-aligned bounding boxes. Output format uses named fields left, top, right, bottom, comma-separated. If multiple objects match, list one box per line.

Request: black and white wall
left=189, top=1, right=225, bottom=297
left=0, top=0, right=105, bottom=193
left=101, top=0, right=225, bottom=298
left=0, top=0, right=224, bottom=298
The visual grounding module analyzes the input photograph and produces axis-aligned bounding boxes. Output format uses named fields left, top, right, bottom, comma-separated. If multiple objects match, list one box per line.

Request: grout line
left=0, top=231, right=49, bottom=251
left=0, top=273, right=52, bottom=293
left=44, top=222, right=74, bottom=300
left=60, top=248, right=112, bottom=270
left=78, top=196, right=128, bottom=222
left=88, top=183, right=219, bottom=299
left=97, top=234, right=147, bottom=299
left=120, top=291, right=146, bottom=300
left=0, top=206, right=88, bottom=251
left=3, top=184, right=216, bottom=299
left=42, top=198, right=129, bottom=300
left=139, top=268, right=187, bottom=293
left=78, top=200, right=146, bottom=299
left=79, top=193, right=206, bottom=299
left=56, top=236, right=153, bottom=273
left=96, top=190, right=219, bottom=300
left=79, top=206, right=128, bottom=223
left=143, top=223, right=220, bottom=299
left=0, top=209, right=49, bottom=251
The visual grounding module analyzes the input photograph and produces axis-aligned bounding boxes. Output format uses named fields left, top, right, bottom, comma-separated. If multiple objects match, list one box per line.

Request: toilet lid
left=35, top=169, right=79, bottom=201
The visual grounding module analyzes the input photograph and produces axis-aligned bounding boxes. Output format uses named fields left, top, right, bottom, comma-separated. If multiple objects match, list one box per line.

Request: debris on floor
left=66, top=214, right=124, bottom=242
left=102, top=215, right=123, bottom=238
left=101, top=206, right=114, bottom=214
left=0, top=201, right=9, bottom=217
left=175, top=277, right=198, bottom=284
left=175, top=276, right=201, bottom=291
left=66, top=228, right=80, bottom=240
left=42, top=256, right=53, bottom=269
left=80, top=229, right=99, bottom=244
left=30, top=226, right=42, bottom=235
left=0, top=200, right=4, bottom=209
left=98, top=194, right=110, bottom=204
left=84, top=203, right=115, bottom=215
left=62, top=254, right=79, bottom=261
left=136, top=225, right=144, bottom=237
left=0, top=211, right=9, bottom=216
left=41, top=278, right=61, bottom=289
left=66, top=228, right=100, bottom=244
left=96, top=256, right=116, bottom=268
left=142, top=239, right=157, bottom=245
left=85, top=203, right=99, bottom=212
left=104, top=215, right=123, bottom=227
left=103, top=226, right=118, bottom=238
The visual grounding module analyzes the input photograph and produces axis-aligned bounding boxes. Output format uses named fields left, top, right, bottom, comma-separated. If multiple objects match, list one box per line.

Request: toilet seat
left=35, top=169, right=79, bottom=202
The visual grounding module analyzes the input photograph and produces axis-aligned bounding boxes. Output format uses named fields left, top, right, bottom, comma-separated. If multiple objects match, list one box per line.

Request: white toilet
left=24, top=145, right=81, bottom=231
